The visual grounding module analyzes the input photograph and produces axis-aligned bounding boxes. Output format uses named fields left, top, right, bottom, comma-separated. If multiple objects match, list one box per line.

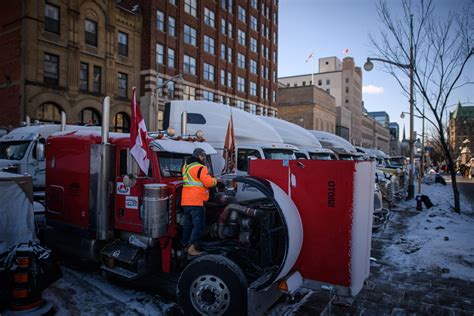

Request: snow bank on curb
left=385, top=183, right=474, bottom=281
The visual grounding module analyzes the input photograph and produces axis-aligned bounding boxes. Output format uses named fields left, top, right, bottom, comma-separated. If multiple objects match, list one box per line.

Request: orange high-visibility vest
left=181, top=162, right=217, bottom=206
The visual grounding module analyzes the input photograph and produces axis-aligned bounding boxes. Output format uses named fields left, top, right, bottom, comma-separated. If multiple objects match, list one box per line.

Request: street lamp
left=154, top=74, right=183, bottom=130
left=364, top=15, right=415, bottom=200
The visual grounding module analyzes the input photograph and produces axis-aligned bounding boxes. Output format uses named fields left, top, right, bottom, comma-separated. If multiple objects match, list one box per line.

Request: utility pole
left=407, top=14, right=415, bottom=199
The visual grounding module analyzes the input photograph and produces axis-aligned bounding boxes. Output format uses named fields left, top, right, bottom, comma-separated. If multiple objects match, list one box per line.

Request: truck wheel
left=177, top=255, right=247, bottom=315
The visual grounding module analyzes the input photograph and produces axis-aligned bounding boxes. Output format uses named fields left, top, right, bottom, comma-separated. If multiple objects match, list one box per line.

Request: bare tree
left=370, top=0, right=473, bottom=213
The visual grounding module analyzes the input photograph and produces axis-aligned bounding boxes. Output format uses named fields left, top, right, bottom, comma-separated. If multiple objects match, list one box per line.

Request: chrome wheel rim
left=190, top=274, right=230, bottom=315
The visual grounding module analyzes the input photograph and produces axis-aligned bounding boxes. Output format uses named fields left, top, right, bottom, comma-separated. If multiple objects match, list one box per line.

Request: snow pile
left=43, top=267, right=175, bottom=315
left=384, top=182, right=474, bottom=281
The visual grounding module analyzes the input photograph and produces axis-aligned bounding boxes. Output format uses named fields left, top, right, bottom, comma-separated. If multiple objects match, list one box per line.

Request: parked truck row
left=1, top=98, right=391, bottom=314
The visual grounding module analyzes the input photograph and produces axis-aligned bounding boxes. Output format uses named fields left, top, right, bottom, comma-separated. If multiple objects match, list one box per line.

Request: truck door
left=29, top=138, right=46, bottom=189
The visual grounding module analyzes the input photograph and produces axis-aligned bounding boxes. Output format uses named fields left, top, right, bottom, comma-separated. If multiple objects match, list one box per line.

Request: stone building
left=277, top=85, right=336, bottom=132
left=0, top=0, right=142, bottom=131
left=126, top=0, right=279, bottom=130
left=448, top=102, right=474, bottom=159
left=361, top=113, right=390, bottom=153
left=278, top=56, right=363, bottom=144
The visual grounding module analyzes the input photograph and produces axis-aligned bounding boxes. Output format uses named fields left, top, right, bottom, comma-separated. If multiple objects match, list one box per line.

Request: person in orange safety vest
left=181, top=148, right=217, bottom=256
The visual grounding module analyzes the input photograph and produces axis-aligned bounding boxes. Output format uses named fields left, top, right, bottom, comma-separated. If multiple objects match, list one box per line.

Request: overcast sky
left=278, top=0, right=473, bottom=140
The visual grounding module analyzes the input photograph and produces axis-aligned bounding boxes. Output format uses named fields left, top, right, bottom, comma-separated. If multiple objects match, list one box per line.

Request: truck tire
left=177, top=254, right=247, bottom=315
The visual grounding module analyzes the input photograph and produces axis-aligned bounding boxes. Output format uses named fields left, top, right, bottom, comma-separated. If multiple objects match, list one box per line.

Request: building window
left=228, top=0, right=233, bottom=12
left=183, top=86, right=196, bottom=100
left=272, top=70, right=276, bottom=82
left=345, top=87, right=349, bottom=93
left=238, top=6, right=246, bottom=22
left=156, top=10, right=165, bottom=32
left=237, top=76, right=245, bottom=92
left=78, top=108, right=101, bottom=126
left=250, top=37, right=257, bottom=53
left=85, top=19, right=97, bottom=47
left=345, top=99, right=349, bottom=103
left=118, top=32, right=128, bottom=57
left=204, top=8, right=215, bottom=28
left=220, top=18, right=226, bottom=35
left=184, top=24, right=197, bottom=46
left=272, top=90, right=276, bottom=102
left=113, top=112, right=130, bottom=133
left=227, top=47, right=233, bottom=63
left=156, top=43, right=164, bottom=64
left=220, top=0, right=226, bottom=10
left=250, top=82, right=257, bottom=96
left=183, top=55, right=196, bottom=75
left=273, top=51, right=277, bottom=63
left=167, top=81, right=175, bottom=99
left=220, top=69, right=226, bottom=86
left=204, top=35, right=215, bottom=55
left=273, top=32, right=277, bottom=45
left=346, top=77, right=349, bottom=83
left=203, top=63, right=215, bottom=82
left=250, top=60, right=257, bottom=74
left=326, top=88, right=330, bottom=94
left=36, top=103, right=61, bottom=122
left=249, top=103, right=256, bottom=114
left=236, top=100, right=245, bottom=110
left=202, top=90, right=214, bottom=102
left=80, top=62, right=88, bottom=91
left=168, top=16, right=176, bottom=36
left=44, top=3, right=59, bottom=34
left=227, top=71, right=232, bottom=87
left=237, top=29, right=246, bottom=45
left=238, top=53, right=245, bottom=68
left=318, top=79, right=322, bottom=86
left=184, top=0, right=197, bottom=17
left=250, top=0, right=257, bottom=9
left=117, top=73, right=128, bottom=98
left=93, top=66, right=101, bottom=94
left=302, top=81, right=306, bottom=86
left=220, top=44, right=226, bottom=60
left=43, top=53, right=59, bottom=85
left=326, top=79, right=330, bottom=85
left=169, top=0, right=176, bottom=5
left=227, top=22, right=232, bottom=38
left=250, top=16, right=257, bottom=31
left=167, top=48, right=175, bottom=68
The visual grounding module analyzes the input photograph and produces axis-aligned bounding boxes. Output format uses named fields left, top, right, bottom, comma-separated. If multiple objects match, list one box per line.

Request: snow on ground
left=384, top=182, right=474, bottom=281
left=43, top=267, right=174, bottom=315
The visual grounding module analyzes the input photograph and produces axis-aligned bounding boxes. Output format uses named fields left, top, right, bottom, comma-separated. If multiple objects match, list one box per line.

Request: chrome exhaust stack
left=181, top=111, right=187, bottom=136
left=92, top=96, right=115, bottom=240
left=60, top=111, right=66, bottom=131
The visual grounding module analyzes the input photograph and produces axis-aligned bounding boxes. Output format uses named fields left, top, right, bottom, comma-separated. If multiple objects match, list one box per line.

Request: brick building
left=360, top=113, right=390, bottom=153
left=276, top=85, right=336, bottom=133
left=128, top=0, right=279, bottom=130
left=0, top=0, right=142, bottom=131
left=448, top=102, right=474, bottom=159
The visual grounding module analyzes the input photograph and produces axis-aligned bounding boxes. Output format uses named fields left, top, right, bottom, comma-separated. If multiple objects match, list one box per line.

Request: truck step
left=100, top=265, right=141, bottom=280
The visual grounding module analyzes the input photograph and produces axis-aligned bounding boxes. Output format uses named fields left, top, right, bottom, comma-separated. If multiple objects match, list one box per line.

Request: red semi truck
left=42, top=98, right=375, bottom=315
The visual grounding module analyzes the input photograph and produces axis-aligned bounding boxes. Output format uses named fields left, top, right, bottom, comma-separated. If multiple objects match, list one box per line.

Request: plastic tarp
left=0, top=172, right=36, bottom=253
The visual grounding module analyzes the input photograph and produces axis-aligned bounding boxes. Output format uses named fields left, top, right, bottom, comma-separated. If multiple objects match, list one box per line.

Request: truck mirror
left=36, top=142, right=45, bottom=161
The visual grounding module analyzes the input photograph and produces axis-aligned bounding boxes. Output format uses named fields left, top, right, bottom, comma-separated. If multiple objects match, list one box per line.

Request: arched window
left=36, top=103, right=62, bottom=122
left=113, top=112, right=130, bottom=133
left=78, top=107, right=101, bottom=126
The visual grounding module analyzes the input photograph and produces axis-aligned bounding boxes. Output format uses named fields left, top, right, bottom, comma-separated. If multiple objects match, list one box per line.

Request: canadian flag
left=130, top=87, right=151, bottom=174
left=222, top=113, right=236, bottom=174
left=342, top=48, right=350, bottom=55
left=305, top=51, right=314, bottom=63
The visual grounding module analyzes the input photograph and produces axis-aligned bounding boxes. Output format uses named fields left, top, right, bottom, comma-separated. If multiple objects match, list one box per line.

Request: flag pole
left=312, top=50, right=314, bottom=86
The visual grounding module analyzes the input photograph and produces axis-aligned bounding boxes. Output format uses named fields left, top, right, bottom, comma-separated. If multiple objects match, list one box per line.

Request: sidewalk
left=277, top=182, right=474, bottom=315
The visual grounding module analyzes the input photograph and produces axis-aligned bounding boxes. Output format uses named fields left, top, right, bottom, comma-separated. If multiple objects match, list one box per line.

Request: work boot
left=187, top=244, right=202, bottom=256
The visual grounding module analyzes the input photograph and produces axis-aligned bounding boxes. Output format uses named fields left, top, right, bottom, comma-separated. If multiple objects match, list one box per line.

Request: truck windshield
left=263, top=149, right=295, bottom=160
left=158, top=152, right=214, bottom=177
left=0, top=141, right=30, bottom=160
left=338, top=154, right=354, bottom=161
left=309, top=153, right=332, bottom=160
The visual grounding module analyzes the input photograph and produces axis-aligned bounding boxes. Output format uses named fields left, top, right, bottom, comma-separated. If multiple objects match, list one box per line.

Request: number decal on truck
left=328, top=181, right=336, bottom=207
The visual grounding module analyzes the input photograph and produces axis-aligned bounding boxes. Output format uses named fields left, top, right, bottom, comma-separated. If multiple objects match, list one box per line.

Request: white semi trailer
left=163, top=100, right=298, bottom=175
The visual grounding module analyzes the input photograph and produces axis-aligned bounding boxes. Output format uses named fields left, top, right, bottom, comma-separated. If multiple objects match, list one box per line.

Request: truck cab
left=163, top=100, right=298, bottom=175
left=0, top=123, right=99, bottom=193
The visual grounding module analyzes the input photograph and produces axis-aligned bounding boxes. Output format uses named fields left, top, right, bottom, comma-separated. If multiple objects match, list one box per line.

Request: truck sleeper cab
left=44, top=130, right=303, bottom=315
